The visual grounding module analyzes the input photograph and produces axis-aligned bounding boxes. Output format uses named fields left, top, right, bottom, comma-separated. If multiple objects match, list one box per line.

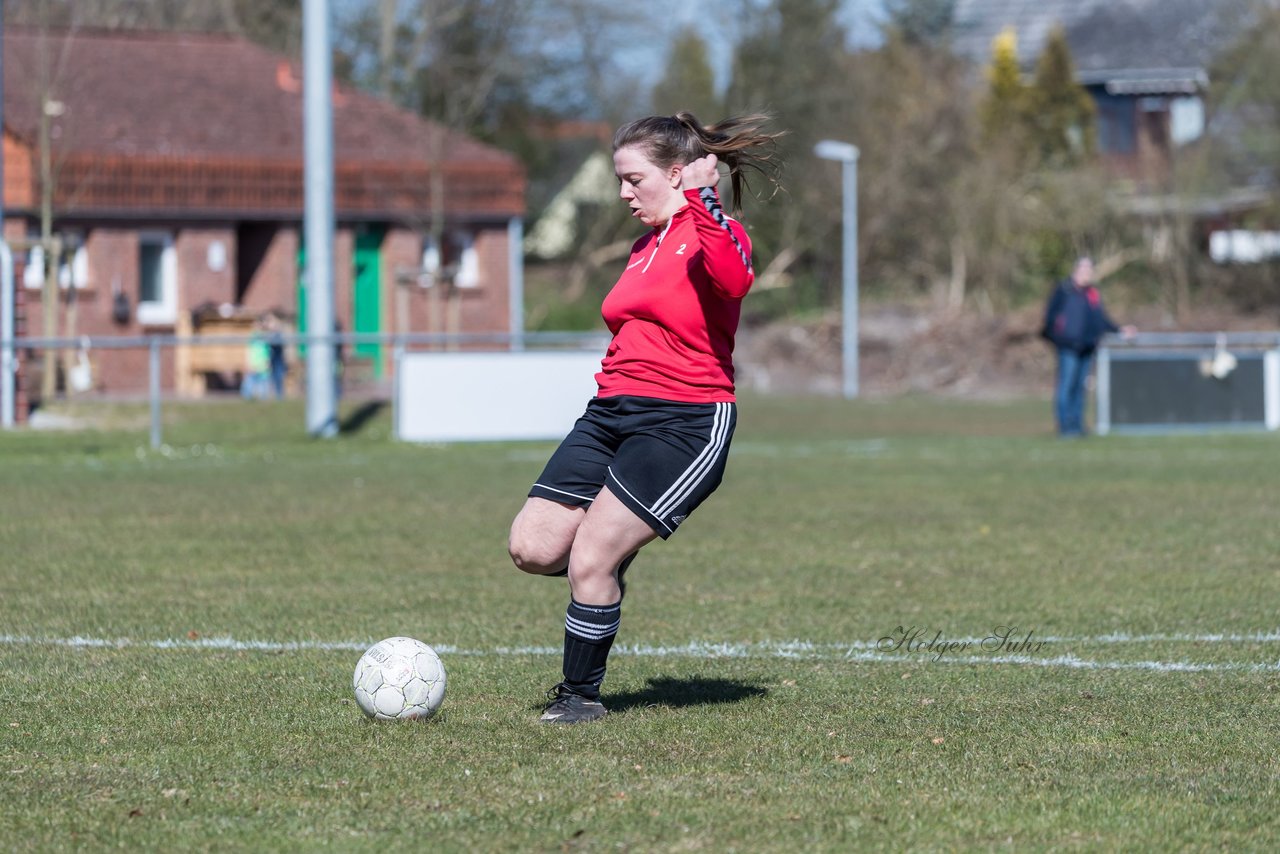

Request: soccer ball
left=352, top=637, right=447, bottom=721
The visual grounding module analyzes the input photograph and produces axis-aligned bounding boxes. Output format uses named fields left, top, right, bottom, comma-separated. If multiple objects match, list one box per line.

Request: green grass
left=2, top=395, right=1279, bottom=851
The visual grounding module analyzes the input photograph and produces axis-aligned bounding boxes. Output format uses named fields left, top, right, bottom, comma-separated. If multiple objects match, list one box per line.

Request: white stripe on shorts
left=649, top=401, right=732, bottom=520
left=606, top=467, right=673, bottom=534
left=532, top=483, right=596, bottom=503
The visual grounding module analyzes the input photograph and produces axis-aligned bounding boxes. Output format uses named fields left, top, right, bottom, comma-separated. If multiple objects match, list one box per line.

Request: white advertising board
left=395, top=351, right=602, bottom=442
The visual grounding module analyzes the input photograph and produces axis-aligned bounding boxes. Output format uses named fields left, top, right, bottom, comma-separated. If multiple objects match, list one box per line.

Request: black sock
left=562, top=598, right=621, bottom=699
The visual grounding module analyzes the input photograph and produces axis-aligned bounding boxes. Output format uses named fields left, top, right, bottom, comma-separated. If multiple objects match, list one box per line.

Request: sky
left=635, top=0, right=889, bottom=92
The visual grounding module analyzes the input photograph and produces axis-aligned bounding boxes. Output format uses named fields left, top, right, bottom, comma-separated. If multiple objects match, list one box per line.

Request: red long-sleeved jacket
left=595, top=187, right=753, bottom=403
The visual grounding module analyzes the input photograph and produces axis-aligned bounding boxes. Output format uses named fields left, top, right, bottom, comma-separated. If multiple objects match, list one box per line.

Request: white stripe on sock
left=565, top=615, right=620, bottom=640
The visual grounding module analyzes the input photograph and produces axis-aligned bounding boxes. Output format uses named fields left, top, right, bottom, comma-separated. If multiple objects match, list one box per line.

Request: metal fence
left=1, top=330, right=609, bottom=447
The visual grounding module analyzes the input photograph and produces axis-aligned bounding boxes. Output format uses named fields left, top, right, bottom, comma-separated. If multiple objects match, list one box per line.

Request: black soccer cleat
left=540, top=683, right=607, bottom=724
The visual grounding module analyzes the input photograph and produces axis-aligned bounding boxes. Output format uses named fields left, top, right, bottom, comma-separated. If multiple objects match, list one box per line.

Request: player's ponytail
left=613, top=112, right=784, bottom=214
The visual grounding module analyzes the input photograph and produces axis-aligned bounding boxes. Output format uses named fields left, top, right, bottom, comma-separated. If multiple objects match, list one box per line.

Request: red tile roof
left=2, top=27, right=518, bottom=169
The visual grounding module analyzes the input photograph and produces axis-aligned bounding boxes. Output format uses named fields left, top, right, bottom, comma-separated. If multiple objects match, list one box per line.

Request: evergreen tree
left=1026, top=26, right=1096, bottom=166
left=649, top=28, right=721, bottom=120
left=979, top=26, right=1029, bottom=143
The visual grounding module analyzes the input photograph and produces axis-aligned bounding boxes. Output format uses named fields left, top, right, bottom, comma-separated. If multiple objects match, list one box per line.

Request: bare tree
left=333, top=0, right=642, bottom=337
left=6, top=11, right=84, bottom=400
left=7, top=0, right=302, bottom=54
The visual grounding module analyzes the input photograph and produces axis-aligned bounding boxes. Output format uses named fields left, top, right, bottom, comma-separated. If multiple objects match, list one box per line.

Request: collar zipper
left=642, top=220, right=673, bottom=274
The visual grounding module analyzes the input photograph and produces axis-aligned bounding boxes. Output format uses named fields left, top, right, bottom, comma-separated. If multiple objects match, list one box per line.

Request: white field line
left=1, top=633, right=1278, bottom=674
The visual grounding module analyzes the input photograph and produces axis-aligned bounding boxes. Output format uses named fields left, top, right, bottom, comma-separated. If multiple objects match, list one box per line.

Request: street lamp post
left=814, top=140, right=860, bottom=399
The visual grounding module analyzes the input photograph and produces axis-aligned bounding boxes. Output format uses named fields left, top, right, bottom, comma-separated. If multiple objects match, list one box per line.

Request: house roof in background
left=953, top=0, right=1105, bottom=68
left=1065, top=0, right=1253, bottom=75
left=1, top=27, right=518, bottom=170
left=952, top=0, right=1254, bottom=77
left=1075, top=68, right=1209, bottom=96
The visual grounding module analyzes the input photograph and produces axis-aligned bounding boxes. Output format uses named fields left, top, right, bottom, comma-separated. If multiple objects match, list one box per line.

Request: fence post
left=391, top=343, right=404, bottom=441
left=1265, top=349, right=1280, bottom=432
left=149, top=336, right=162, bottom=449
left=1, top=242, right=13, bottom=429
left=1095, top=345, right=1111, bottom=436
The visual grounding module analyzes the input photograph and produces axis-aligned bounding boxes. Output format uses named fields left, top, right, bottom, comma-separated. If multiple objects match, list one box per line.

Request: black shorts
left=529, top=395, right=737, bottom=539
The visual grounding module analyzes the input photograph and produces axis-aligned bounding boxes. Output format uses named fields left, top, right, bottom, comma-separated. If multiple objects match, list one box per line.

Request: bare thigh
left=508, top=497, right=586, bottom=575
left=567, top=485, right=658, bottom=604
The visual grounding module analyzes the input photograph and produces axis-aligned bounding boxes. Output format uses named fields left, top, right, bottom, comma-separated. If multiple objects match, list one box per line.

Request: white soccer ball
left=352, top=637, right=447, bottom=721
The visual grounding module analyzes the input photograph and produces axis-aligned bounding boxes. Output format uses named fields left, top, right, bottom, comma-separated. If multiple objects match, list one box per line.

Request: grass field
left=2, top=394, right=1278, bottom=851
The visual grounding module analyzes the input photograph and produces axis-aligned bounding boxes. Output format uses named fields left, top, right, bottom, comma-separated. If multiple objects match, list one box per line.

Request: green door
left=353, top=229, right=384, bottom=376
left=296, top=244, right=307, bottom=354
left=296, top=231, right=383, bottom=372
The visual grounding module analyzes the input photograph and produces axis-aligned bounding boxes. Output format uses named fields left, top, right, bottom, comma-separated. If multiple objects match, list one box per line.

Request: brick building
left=4, top=27, right=525, bottom=399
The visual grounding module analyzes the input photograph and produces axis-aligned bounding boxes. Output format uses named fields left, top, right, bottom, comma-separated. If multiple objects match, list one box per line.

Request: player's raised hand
left=679, top=154, right=721, bottom=190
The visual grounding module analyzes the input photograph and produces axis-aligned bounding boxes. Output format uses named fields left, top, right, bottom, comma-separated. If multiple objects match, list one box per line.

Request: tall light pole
left=303, top=0, right=337, bottom=437
left=0, top=2, right=12, bottom=429
left=814, top=140, right=860, bottom=399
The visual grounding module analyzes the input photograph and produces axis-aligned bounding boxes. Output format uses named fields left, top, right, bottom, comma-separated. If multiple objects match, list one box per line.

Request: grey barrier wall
left=1096, top=333, right=1280, bottom=435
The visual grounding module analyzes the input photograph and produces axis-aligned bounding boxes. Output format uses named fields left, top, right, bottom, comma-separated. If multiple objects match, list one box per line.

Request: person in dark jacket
left=1041, top=257, right=1135, bottom=436
left=264, top=312, right=289, bottom=399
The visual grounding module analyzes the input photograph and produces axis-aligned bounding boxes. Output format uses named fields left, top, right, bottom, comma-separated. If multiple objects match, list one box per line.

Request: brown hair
left=612, top=112, right=784, bottom=214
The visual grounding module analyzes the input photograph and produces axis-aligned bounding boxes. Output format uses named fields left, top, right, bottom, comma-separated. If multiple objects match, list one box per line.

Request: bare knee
left=564, top=537, right=615, bottom=582
left=564, top=487, right=657, bottom=601
left=508, top=500, right=581, bottom=575
left=508, top=528, right=566, bottom=575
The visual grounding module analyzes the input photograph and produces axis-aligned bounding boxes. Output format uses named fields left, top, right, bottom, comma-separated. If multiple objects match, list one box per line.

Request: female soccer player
left=507, top=112, right=782, bottom=723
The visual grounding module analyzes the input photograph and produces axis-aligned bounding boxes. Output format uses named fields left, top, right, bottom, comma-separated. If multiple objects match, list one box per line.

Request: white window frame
left=64, top=242, right=89, bottom=289
left=453, top=230, right=481, bottom=290
left=418, top=231, right=481, bottom=289
left=137, top=231, right=178, bottom=326
left=419, top=235, right=441, bottom=288
left=22, top=243, right=45, bottom=289
left=22, top=231, right=90, bottom=290
left=1170, top=96, right=1205, bottom=147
